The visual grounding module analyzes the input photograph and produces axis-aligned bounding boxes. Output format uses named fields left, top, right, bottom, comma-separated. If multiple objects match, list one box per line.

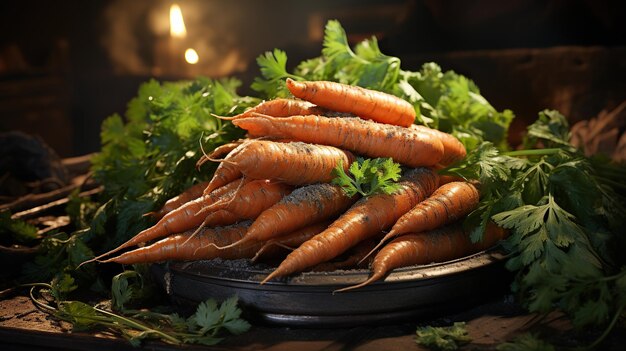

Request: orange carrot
left=336, top=222, right=508, bottom=292
left=217, top=183, right=357, bottom=250
left=99, top=222, right=253, bottom=264
left=197, top=140, right=244, bottom=169
left=195, top=179, right=293, bottom=226
left=212, top=140, right=356, bottom=185
left=80, top=179, right=245, bottom=266
left=203, top=144, right=245, bottom=195
left=85, top=179, right=290, bottom=264
left=231, top=114, right=444, bottom=168
left=223, top=98, right=327, bottom=120
left=438, top=174, right=466, bottom=185
left=260, top=167, right=439, bottom=283
left=101, top=221, right=330, bottom=265
left=410, top=125, right=466, bottom=166
left=250, top=222, right=331, bottom=263
left=285, top=78, right=415, bottom=127
left=363, top=181, right=480, bottom=261
left=145, top=181, right=209, bottom=220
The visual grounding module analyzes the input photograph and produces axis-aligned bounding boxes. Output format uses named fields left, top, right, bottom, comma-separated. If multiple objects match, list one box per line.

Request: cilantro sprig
left=332, top=157, right=402, bottom=197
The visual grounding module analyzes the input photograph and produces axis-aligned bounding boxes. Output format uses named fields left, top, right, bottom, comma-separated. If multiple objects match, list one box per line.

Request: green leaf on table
left=496, top=333, right=555, bottom=351
left=415, top=322, right=471, bottom=351
left=189, top=299, right=221, bottom=332
left=219, top=296, right=251, bottom=335
left=50, top=273, right=78, bottom=301
left=0, top=210, right=38, bottom=245
left=56, top=301, right=101, bottom=331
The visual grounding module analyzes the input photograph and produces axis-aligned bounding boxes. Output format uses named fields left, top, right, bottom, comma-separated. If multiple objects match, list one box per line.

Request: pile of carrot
left=87, top=79, right=507, bottom=291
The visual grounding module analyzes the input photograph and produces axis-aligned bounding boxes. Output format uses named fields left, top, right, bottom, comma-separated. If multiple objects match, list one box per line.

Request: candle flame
left=185, top=48, right=199, bottom=64
left=169, top=4, right=186, bottom=38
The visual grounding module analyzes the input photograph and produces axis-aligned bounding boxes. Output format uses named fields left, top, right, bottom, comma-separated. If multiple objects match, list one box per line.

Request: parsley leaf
left=415, top=322, right=471, bottom=351
left=523, top=109, right=573, bottom=150
left=251, top=49, right=298, bottom=98
left=0, top=210, right=38, bottom=245
left=332, top=157, right=401, bottom=197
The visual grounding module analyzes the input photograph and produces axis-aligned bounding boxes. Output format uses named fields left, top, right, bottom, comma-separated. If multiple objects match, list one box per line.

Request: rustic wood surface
left=1, top=293, right=624, bottom=351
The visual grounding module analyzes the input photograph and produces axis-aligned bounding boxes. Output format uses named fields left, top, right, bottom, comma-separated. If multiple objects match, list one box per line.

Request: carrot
left=84, top=179, right=290, bottom=264
left=203, top=144, right=245, bottom=195
left=196, top=140, right=244, bottom=169
left=231, top=114, right=444, bottom=168
left=363, top=181, right=480, bottom=262
left=99, top=222, right=253, bottom=264
left=79, top=179, right=247, bottom=266
left=217, top=183, right=357, bottom=251
left=211, top=140, right=356, bottom=185
left=144, top=181, right=210, bottom=220
left=260, top=167, right=439, bottom=283
left=194, top=179, right=293, bottom=228
left=410, top=125, right=466, bottom=166
left=222, top=98, right=327, bottom=120
left=102, top=221, right=330, bottom=265
left=250, top=222, right=331, bottom=263
left=285, top=78, right=415, bottom=127
left=438, top=174, right=466, bottom=185
left=335, top=222, right=508, bottom=292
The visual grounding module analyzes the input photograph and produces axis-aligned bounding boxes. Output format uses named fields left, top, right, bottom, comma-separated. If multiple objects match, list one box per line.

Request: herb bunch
left=441, top=110, right=626, bottom=346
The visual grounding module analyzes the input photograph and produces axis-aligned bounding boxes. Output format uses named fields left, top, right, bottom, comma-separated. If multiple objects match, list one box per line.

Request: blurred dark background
left=1, top=0, right=625, bottom=157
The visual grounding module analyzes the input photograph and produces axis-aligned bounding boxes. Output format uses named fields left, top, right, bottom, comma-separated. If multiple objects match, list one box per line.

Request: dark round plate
left=151, top=251, right=511, bottom=327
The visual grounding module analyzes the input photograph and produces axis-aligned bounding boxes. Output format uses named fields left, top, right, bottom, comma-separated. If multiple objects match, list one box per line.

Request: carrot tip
left=260, top=269, right=281, bottom=285
left=211, top=113, right=236, bottom=120
left=333, top=275, right=379, bottom=294
left=76, top=258, right=97, bottom=268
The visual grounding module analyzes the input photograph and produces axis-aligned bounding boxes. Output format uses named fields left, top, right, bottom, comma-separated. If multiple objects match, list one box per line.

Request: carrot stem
left=503, top=148, right=562, bottom=157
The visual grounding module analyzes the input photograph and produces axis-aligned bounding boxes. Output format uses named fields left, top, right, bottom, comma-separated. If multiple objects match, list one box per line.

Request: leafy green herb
left=443, top=110, right=626, bottom=347
left=252, top=20, right=512, bottom=151
left=523, top=110, right=573, bottom=150
left=0, top=210, right=38, bottom=245
left=21, top=231, right=95, bottom=284
left=252, top=20, right=402, bottom=100
left=332, top=157, right=402, bottom=197
left=496, top=333, right=556, bottom=351
left=400, top=64, right=514, bottom=150
left=30, top=283, right=249, bottom=347
left=415, top=322, right=471, bottom=351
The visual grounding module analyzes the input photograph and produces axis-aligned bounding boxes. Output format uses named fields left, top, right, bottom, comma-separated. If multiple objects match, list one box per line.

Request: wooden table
left=3, top=292, right=622, bottom=351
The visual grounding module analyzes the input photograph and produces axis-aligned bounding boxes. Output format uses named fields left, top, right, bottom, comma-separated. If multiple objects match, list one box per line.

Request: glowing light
left=185, top=48, right=199, bottom=64
left=169, top=4, right=186, bottom=38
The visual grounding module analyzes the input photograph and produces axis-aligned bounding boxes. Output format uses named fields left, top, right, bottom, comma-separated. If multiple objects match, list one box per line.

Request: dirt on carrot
left=260, top=167, right=439, bottom=283
left=363, top=181, right=480, bottom=262
left=231, top=114, right=444, bottom=168
left=336, top=221, right=508, bottom=292
left=213, top=140, right=356, bottom=186
left=216, top=183, right=357, bottom=251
